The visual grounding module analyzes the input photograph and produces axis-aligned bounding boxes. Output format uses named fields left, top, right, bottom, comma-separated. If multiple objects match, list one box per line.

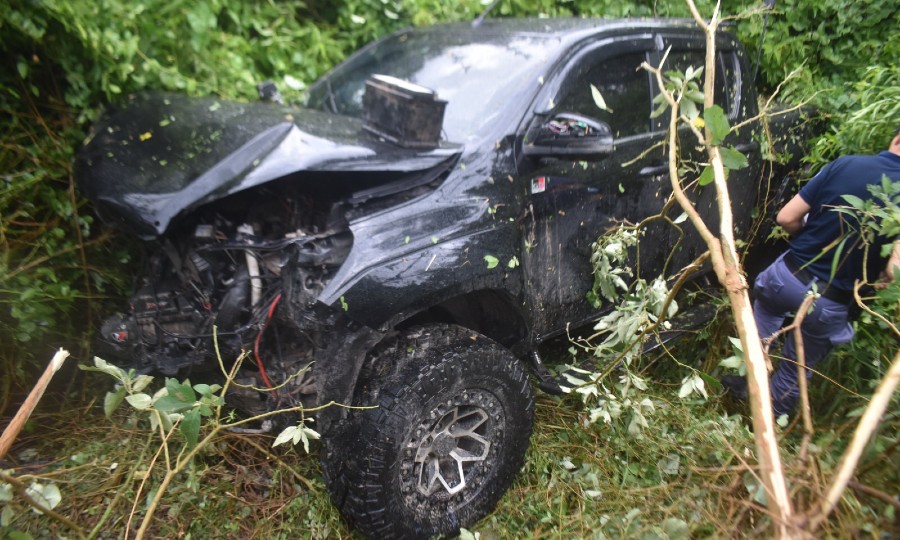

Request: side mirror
left=522, top=113, right=614, bottom=160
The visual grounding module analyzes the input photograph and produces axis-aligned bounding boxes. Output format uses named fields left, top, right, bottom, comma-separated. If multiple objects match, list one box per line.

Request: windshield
left=306, top=29, right=556, bottom=142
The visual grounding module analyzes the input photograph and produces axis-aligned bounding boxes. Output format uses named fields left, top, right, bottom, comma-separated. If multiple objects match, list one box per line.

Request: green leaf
left=300, top=426, right=320, bottom=453
left=681, top=98, right=698, bottom=121
left=166, top=378, right=195, bottom=403
left=718, top=355, right=744, bottom=370
left=25, top=482, right=61, bottom=511
left=273, top=425, right=300, bottom=447
left=698, top=166, right=714, bottom=186
left=484, top=255, right=499, bottom=269
left=840, top=194, right=866, bottom=209
left=104, top=387, right=127, bottom=417
left=132, top=375, right=154, bottom=393
left=193, top=383, right=216, bottom=397
left=16, top=59, right=28, bottom=79
left=0, top=483, right=13, bottom=503
left=180, top=410, right=201, bottom=449
left=590, top=84, right=613, bottom=113
left=125, top=393, right=152, bottom=410
left=830, top=235, right=850, bottom=279
left=273, top=424, right=320, bottom=453
left=80, top=357, right=127, bottom=382
left=158, top=411, right=175, bottom=432
left=704, top=105, right=730, bottom=145
left=665, top=70, right=683, bottom=86
left=0, top=506, right=13, bottom=528
left=685, top=65, right=703, bottom=81
left=507, top=256, right=520, bottom=269
left=154, top=395, right=192, bottom=414
left=650, top=100, right=669, bottom=119
left=685, top=89, right=705, bottom=103
left=720, top=146, right=749, bottom=170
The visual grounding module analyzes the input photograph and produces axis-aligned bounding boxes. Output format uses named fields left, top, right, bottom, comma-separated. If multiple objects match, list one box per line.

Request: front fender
left=323, top=219, right=524, bottom=331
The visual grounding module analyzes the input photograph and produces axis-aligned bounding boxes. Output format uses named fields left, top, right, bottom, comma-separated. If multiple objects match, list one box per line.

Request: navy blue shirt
left=791, top=151, right=900, bottom=291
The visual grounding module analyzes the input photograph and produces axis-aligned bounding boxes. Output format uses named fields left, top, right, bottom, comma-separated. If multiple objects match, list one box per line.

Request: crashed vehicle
left=76, top=18, right=813, bottom=539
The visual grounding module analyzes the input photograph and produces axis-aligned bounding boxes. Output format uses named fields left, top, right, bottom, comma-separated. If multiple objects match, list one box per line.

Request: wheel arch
left=394, top=288, right=531, bottom=356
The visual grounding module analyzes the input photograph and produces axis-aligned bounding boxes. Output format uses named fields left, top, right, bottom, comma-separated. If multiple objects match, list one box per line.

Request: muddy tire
left=321, top=324, right=535, bottom=539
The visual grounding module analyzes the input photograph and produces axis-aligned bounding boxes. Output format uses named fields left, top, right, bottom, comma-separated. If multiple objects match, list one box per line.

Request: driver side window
left=553, top=52, right=652, bottom=138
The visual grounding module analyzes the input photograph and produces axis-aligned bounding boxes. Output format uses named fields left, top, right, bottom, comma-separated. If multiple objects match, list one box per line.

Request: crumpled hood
left=76, top=92, right=462, bottom=237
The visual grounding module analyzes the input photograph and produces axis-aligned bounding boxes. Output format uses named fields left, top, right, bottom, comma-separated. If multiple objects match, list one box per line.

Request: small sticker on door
left=531, top=177, right=547, bottom=194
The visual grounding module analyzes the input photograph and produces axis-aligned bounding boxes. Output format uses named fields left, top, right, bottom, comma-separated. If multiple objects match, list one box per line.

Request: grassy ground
left=2, top=366, right=897, bottom=539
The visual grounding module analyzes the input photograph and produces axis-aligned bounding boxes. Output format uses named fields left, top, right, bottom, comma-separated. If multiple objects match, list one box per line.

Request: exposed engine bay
left=96, top=181, right=354, bottom=414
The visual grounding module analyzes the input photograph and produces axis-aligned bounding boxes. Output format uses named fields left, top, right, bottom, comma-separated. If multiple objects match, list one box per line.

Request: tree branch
left=789, top=294, right=818, bottom=461
left=0, top=471, right=85, bottom=538
left=810, top=348, right=900, bottom=530
left=0, top=349, right=69, bottom=461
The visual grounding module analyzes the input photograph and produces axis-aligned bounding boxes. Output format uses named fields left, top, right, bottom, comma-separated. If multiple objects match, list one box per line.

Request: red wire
left=254, top=293, right=282, bottom=395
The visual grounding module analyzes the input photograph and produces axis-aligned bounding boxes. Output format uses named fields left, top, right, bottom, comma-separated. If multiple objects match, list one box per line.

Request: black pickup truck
left=76, top=17, right=813, bottom=539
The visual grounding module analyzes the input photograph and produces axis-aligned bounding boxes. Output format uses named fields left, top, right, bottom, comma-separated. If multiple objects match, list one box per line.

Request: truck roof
left=410, top=17, right=703, bottom=41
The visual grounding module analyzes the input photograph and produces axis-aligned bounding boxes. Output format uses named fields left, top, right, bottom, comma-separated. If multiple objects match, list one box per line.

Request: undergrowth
left=3, top=375, right=895, bottom=538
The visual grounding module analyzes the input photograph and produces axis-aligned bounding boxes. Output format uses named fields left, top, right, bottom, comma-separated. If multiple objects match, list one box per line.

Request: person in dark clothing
left=723, top=128, right=900, bottom=417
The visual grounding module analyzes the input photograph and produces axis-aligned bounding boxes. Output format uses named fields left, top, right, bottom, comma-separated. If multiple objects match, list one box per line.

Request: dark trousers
left=752, top=253, right=854, bottom=416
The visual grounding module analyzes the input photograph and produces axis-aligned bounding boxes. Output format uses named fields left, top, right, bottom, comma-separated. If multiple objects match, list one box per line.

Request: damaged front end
left=77, top=92, right=460, bottom=422
left=93, top=181, right=360, bottom=418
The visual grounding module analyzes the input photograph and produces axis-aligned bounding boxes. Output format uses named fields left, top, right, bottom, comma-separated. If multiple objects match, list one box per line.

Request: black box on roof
left=362, top=75, right=447, bottom=149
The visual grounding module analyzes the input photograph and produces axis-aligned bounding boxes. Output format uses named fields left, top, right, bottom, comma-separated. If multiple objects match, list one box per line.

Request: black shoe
left=720, top=375, right=749, bottom=402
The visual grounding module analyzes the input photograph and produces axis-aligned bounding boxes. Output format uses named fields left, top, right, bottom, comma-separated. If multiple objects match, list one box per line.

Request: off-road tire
left=321, top=324, right=535, bottom=539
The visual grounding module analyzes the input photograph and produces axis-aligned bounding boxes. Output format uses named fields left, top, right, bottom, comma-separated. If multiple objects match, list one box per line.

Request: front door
left=519, top=38, right=671, bottom=339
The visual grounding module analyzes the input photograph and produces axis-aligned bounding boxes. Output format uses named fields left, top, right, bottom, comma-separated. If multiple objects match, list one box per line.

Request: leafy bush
left=736, top=0, right=899, bottom=96
left=735, top=0, right=900, bottom=164
left=806, top=65, right=900, bottom=165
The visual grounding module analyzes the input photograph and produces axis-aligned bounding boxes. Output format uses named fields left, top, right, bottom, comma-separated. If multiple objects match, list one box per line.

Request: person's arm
left=776, top=194, right=812, bottom=236
left=885, top=241, right=900, bottom=281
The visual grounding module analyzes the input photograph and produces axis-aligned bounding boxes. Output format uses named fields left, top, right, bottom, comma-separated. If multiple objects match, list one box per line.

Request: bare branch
left=810, top=348, right=900, bottom=530
left=732, top=69, right=819, bottom=133
left=640, top=59, right=724, bottom=280
left=621, top=139, right=666, bottom=168
left=0, top=349, right=69, bottom=461
left=0, top=471, right=85, bottom=537
left=853, top=283, right=900, bottom=337
left=789, top=294, right=818, bottom=461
